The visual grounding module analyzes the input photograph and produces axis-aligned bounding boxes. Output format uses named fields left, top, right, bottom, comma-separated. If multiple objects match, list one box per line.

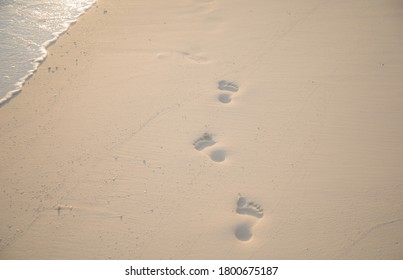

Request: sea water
left=0, top=0, right=95, bottom=105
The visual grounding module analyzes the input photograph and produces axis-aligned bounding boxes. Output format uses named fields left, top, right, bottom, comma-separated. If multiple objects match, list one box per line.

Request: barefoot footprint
left=193, top=133, right=216, bottom=151
left=217, top=80, right=239, bottom=104
left=182, top=52, right=210, bottom=64
left=218, top=93, right=232, bottom=104
left=193, top=133, right=227, bottom=163
left=157, top=51, right=210, bottom=64
left=218, top=80, right=239, bottom=92
left=236, top=196, right=264, bottom=218
left=234, top=194, right=264, bottom=242
left=209, top=149, right=226, bottom=162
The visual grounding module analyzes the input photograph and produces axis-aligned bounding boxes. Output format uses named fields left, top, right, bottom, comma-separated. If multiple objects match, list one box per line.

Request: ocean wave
left=0, top=0, right=96, bottom=106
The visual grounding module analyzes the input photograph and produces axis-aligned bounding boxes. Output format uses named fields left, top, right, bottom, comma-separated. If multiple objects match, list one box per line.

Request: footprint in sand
left=193, top=133, right=227, bottom=163
left=218, top=80, right=239, bottom=92
left=217, top=80, right=239, bottom=104
left=193, top=132, right=216, bottom=151
left=157, top=51, right=210, bottom=64
left=218, top=93, right=232, bottom=104
left=234, top=195, right=264, bottom=242
left=209, top=149, right=226, bottom=162
left=182, top=52, right=210, bottom=64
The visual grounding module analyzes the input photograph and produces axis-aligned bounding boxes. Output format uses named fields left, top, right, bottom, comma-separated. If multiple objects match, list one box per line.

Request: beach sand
left=1, top=0, right=403, bottom=259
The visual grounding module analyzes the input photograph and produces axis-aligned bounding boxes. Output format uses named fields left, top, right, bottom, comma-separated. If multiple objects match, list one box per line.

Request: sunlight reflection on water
left=0, top=0, right=95, bottom=104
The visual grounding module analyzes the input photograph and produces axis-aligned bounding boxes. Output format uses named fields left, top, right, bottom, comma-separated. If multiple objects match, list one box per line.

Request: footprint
left=234, top=195, right=264, bottom=242
left=193, top=133, right=227, bottom=163
left=236, top=196, right=264, bottom=218
left=218, top=93, right=232, bottom=104
left=218, top=80, right=239, bottom=92
left=157, top=51, right=210, bottom=64
left=182, top=52, right=210, bottom=64
left=234, top=222, right=253, bottom=241
left=193, top=133, right=216, bottom=151
left=217, top=80, right=239, bottom=104
left=209, top=149, right=226, bottom=162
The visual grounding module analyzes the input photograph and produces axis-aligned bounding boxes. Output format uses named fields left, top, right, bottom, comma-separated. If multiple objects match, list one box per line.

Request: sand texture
left=1, top=0, right=403, bottom=259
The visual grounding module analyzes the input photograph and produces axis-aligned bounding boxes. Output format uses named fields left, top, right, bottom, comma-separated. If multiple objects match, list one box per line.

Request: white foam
left=0, top=0, right=96, bottom=107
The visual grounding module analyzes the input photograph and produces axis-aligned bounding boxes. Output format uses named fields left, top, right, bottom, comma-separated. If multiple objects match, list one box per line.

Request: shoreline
left=0, top=0, right=96, bottom=106
left=1, top=0, right=403, bottom=259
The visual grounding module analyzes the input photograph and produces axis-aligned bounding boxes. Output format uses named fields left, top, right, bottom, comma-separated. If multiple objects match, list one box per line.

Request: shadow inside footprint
left=234, top=223, right=253, bottom=241
left=193, top=133, right=215, bottom=151
left=209, top=149, right=226, bottom=162
left=218, top=80, right=239, bottom=92
left=218, top=93, right=232, bottom=104
left=236, top=196, right=264, bottom=218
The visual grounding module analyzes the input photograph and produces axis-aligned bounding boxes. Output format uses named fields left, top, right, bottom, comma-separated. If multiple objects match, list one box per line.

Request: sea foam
left=0, top=0, right=96, bottom=106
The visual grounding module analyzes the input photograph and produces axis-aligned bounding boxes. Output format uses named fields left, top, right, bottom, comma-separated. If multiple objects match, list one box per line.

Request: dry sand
left=1, top=0, right=403, bottom=259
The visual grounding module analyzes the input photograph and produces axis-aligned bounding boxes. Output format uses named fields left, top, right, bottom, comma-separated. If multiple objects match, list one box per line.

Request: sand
left=1, top=0, right=403, bottom=259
